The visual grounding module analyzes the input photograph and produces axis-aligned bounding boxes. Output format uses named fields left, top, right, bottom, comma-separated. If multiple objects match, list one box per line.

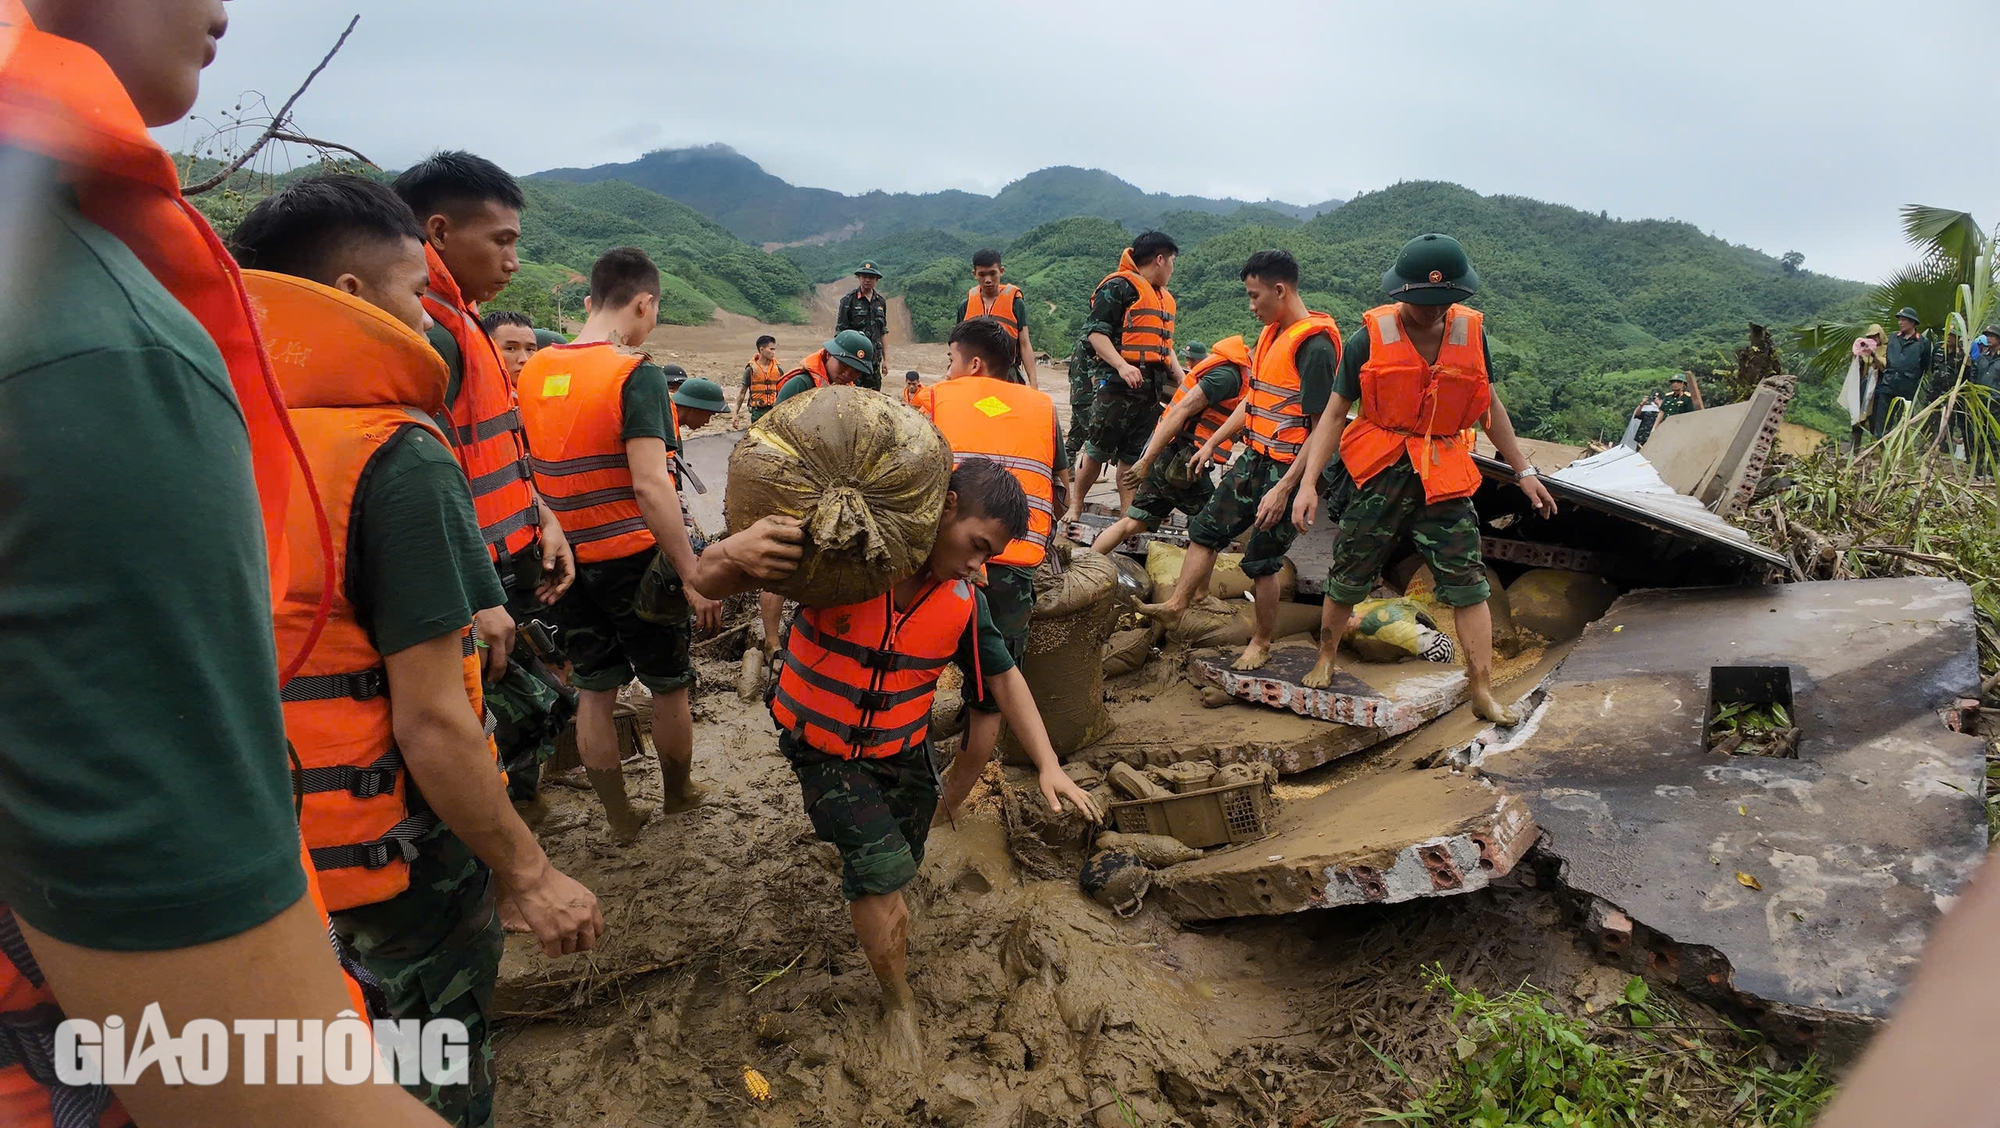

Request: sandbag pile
left=1143, top=542, right=1296, bottom=603
left=1001, top=545, right=1120, bottom=759
left=1168, top=597, right=1322, bottom=648
left=724, top=385, right=952, bottom=607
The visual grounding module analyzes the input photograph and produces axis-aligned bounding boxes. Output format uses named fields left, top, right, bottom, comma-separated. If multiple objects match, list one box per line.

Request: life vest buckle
left=349, top=765, right=399, bottom=800
left=855, top=688, right=895, bottom=713
left=357, top=835, right=420, bottom=870
left=858, top=649, right=902, bottom=672
left=349, top=669, right=385, bottom=701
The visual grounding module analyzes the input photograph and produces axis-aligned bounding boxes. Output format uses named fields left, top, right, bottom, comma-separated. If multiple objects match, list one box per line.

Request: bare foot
left=606, top=801, right=656, bottom=844
left=658, top=780, right=708, bottom=816
left=1230, top=640, right=1271, bottom=671
left=1301, top=652, right=1340, bottom=688
left=879, top=998, right=924, bottom=1074
left=1470, top=688, right=1521, bottom=726
left=1136, top=600, right=1185, bottom=623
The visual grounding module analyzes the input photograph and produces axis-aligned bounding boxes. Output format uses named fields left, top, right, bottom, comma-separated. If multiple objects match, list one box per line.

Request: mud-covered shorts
left=782, top=734, right=939, bottom=900
left=1186, top=449, right=1300, bottom=579
left=1127, top=436, right=1218, bottom=528
left=1084, top=381, right=1165, bottom=465
left=965, top=563, right=1033, bottom=715
left=1322, top=456, right=1490, bottom=608
left=547, top=549, right=695, bottom=694
left=1065, top=360, right=1098, bottom=460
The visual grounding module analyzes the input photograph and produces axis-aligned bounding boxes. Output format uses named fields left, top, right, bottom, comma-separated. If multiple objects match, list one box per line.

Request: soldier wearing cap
left=836, top=262, right=889, bottom=387
left=1874, top=306, right=1935, bottom=436
left=1287, top=234, right=1556, bottom=725
left=1181, top=340, right=1210, bottom=369
left=1660, top=372, right=1701, bottom=418
left=1973, top=326, right=2000, bottom=393
left=774, top=329, right=879, bottom=404
left=672, top=377, right=728, bottom=427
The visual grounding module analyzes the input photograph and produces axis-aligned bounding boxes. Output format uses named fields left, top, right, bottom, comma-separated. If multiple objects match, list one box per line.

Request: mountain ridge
left=534, top=144, right=1343, bottom=246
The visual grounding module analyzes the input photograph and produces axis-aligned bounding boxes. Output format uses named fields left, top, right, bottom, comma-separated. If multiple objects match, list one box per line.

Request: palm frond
left=1900, top=205, right=1985, bottom=276
left=1789, top=320, right=1868, bottom=382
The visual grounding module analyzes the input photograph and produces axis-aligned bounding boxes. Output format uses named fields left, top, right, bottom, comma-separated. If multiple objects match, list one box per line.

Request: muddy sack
left=1001, top=545, right=1119, bottom=761
left=1343, top=598, right=1455, bottom=663
left=725, top=385, right=952, bottom=607
left=1169, top=597, right=1322, bottom=648
left=1144, top=541, right=1296, bottom=603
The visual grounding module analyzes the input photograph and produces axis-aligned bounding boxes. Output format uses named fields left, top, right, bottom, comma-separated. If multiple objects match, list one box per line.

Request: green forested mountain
left=864, top=181, right=1866, bottom=441
left=537, top=145, right=1340, bottom=245
left=178, top=157, right=810, bottom=329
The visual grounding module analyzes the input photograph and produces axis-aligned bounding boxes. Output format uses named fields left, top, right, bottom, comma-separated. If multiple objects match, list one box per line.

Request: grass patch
left=1357, top=967, right=1833, bottom=1128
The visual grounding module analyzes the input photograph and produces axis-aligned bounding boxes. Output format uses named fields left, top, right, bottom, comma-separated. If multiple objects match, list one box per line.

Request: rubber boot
left=587, top=767, right=655, bottom=843
left=658, top=753, right=708, bottom=815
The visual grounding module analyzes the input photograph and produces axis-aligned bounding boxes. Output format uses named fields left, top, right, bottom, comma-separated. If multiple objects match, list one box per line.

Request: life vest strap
left=532, top=451, right=630, bottom=476
left=771, top=682, right=929, bottom=754
left=793, top=616, right=955, bottom=672
left=467, top=457, right=532, bottom=496
left=481, top=505, right=540, bottom=547
left=782, top=654, right=939, bottom=712
left=294, top=747, right=404, bottom=800
left=562, top=514, right=650, bottom=548
left=449, top=408, right=524, bottom=449
left=308, top=811, right=439, bottom=872
left=281, top=666, right=386, bottom=703
left=540, top=484, right=640, bottom=512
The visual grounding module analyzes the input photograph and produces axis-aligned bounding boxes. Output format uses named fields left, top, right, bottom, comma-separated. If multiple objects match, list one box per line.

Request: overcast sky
left=167, top=0, right=1992, bottom=283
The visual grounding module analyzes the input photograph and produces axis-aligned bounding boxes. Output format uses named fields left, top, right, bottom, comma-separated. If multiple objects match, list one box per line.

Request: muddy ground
left=490, top=306, right=1734, bottom=1126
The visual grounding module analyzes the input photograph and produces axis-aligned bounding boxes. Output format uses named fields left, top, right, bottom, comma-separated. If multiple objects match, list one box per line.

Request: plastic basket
left=1107, top=777, right=1273, bottom=849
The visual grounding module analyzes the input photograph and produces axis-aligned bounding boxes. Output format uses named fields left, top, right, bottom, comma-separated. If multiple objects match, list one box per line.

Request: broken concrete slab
left=1479, top=578, right=1987, bottom=1030
left=1193, top=639, right=1471, bottom=732
left=1640, top=374, right=1795, bottom=518
left=1081, top=679, right=1390, bottom=776
left=1063, top=508, right=1188, bottom=556
left=1154, top=647, right=1572, bottom=921
left=680, top=427, right=742, bottom=536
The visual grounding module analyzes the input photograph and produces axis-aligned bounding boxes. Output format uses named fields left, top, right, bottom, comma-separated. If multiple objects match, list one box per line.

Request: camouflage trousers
left=1322, top=456, right=1490, bottom=608
left=332, top=824, right=503, bottom=1128
left=781, top=734, right=939, bottom=901
left=492, top=652, right=571, bottom=804
left=1186, top=450, right=1302, bottom=579
left=1065, top=362, right=1097, bottom=461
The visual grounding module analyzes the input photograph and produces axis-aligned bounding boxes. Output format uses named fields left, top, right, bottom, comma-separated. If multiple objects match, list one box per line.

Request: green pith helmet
left=854, top=261, right=883, bottom=278
left=1670, top=373, right=1688, bottom=385
left=1384, top=233, right=1481, bottom=306
left=824, top=330, right=879, bottom=377
left=1185, top=340, right=1209, bottom=360
left=660, top=362, right=689, bottom=386
left=533, top=328, right=567, bottom=348
left=671, top=377, right=728, bottom=414
left=1896, top=306, right=1921, bottom=324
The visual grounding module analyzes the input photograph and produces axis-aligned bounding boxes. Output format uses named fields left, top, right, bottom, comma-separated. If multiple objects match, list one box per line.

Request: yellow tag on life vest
left=973, top=395, right=1012, bottom=418
left=541, top=372, right=572, bottom=398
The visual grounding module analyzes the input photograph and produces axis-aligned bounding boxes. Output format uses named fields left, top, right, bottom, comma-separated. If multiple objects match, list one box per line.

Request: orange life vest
left=918, top=377, right=1060, bottom=568
left=1245, top=312, right=1344, bottom=464
left=962, top=283, right=1024, bottom=341
left=771, top=579, right=977, bottom=759
left=0, top=11, right=372, bottom=1122
left=1170, top=334, right=1252, bottom=463
left=789, top=348, right=834, bottom=390
left=424, top=244, right=541, bottom=562
left=252, top=270, right=497, bottom=911
left=1091, top=249, right=1177, bottom=366
left=1340, top=304, right=1491, bottom=503
left=519, top=342, right=672, bottom=565
left=747, top=354, right=785, bottom=408
left=904, top=378, right=925, bottom=407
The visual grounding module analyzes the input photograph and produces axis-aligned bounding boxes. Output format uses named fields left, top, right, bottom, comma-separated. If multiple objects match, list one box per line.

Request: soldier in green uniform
left=1660, top=372, right=1701, bottom=418
left=1974, top=326, right=2000, bottom=393
left=835, top=261, right=889, bottom=389
left=1874, top=307, right=1936, bottom=436
left=1181, top=339, right=1209, bottom=369
left=1063, top=231, right=1183, bottom=521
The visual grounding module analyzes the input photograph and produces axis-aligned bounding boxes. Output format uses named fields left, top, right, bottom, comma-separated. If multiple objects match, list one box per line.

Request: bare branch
left=182, top=14, right=360, bottom=195
left=267, top=131, right=374, bottom=167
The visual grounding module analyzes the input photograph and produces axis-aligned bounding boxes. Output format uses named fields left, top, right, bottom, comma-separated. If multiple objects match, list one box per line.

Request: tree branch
left=267, top=131, right=373, bottom=167
left=182, top=14, right=360, bottom=195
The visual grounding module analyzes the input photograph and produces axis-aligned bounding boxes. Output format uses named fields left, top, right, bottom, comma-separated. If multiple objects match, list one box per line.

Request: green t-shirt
left=1324, top=324, right=1494, bottom=411
left=1196, top=363, right=1244, bottom=409
left=776, top=371, right=819, bottom=404
left=955, top=588, right=1017, bottom=679
left=349, top=426, right=508, bottom=656
left=427, top=322, right=466, bottom=407
left=0, top=186, right=305, bottom=950
left=621, top=360, right=676, bottom=444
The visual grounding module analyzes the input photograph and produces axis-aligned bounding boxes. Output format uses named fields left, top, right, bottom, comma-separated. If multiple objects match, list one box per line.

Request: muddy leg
left=579, top=686, right=654, bottom=841
left=1138, top=543, right=1219, bottom=620
left=759, top=591, right=786, bottom=664
left=938, top=710, right=1001, bottom=822
left=850, top=892, right=922, bottom=1071
left=1454, top=601, right=1519, bottom=725
left=1066, top=451, right=1106, bottom=523
left=652, top=686, right=707, bottom=814
left=1301, top=599, right=1355, bottom=688
left=1114, top=465, right=1136, bottom=515
left=1230, top=573, right=1284, bottom=671
left=1091, top=514, right=1145, bottom=557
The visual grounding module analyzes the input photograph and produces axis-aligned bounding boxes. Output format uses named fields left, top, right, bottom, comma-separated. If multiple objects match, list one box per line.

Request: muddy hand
left=1119, top=462, right=1149, bottom=492
left=502, top=862, right=604, bottom=957
left=731, top=515, right=806, bottom=581
left=1041, top=767, right=1099, bottom=821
